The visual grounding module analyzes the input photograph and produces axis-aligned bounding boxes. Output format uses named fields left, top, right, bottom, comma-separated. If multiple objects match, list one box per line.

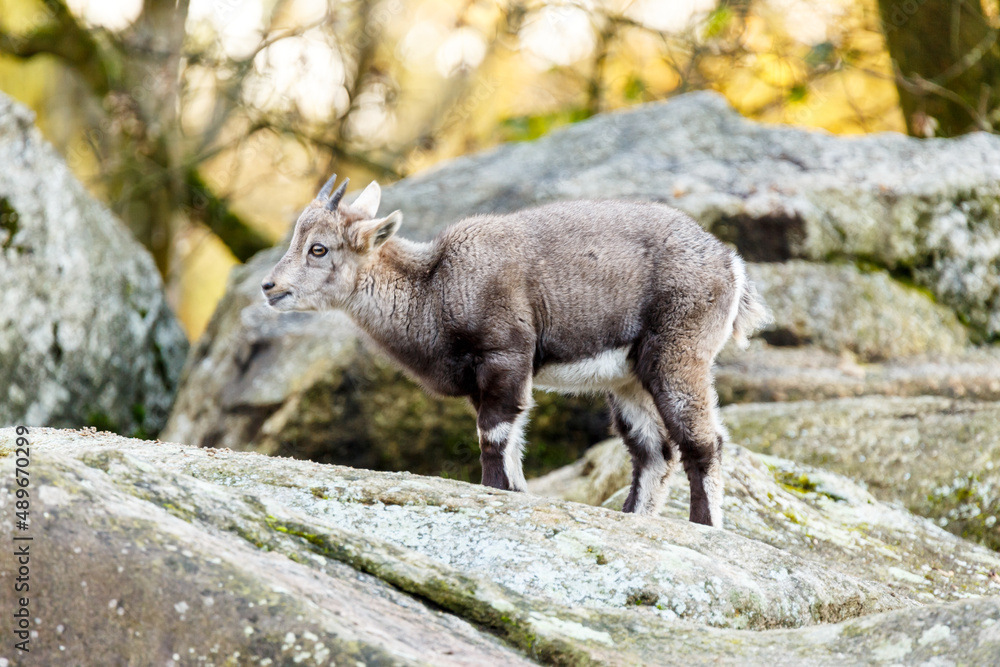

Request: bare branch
left=250, top=118, right=401, bottom=179
left=184, top=168, right=272, bottom=261
left=894, top=65, right=992, bottom=131
left=0, top=0, right=113, bottom=95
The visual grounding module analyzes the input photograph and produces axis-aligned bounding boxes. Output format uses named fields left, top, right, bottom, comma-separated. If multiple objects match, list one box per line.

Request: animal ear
left=354, top=210, right=402, bottom=251
left=351, top=181, right=382, bottom=219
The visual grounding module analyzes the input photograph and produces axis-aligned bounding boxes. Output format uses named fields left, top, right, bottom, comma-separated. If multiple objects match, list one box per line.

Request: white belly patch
left=533, top=347, right=633, bottom=393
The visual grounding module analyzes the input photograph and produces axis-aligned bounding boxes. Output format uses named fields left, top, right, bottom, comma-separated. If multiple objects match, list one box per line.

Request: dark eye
left=309, top=244, right=328, bottom=258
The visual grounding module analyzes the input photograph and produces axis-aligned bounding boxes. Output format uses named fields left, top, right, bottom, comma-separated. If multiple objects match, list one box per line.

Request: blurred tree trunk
left=104, top=0, right=190, bottom=272
left=878, top=0, right=1000, bottom=136
left=0, top=0, right=271, bottom=274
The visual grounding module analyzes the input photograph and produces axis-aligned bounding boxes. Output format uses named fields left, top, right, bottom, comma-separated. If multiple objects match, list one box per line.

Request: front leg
left=474, top=355, right=534, bottom=492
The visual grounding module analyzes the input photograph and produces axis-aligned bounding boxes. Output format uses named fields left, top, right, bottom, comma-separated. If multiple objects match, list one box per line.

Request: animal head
left=261, top=174, right=402, bottom=312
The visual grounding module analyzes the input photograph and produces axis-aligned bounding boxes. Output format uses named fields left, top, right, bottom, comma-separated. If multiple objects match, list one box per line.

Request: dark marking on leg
left=609, top=384, right=677, bottom=515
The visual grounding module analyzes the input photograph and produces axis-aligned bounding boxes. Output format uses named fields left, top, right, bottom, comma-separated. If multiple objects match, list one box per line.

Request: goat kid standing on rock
left=263, top=175, right=770, bottom=527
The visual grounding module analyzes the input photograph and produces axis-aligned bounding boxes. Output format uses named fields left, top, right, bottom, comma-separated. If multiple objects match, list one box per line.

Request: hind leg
left=609, top=381, right=680, bottom=516
left=637, top=346, right=726, bottom=527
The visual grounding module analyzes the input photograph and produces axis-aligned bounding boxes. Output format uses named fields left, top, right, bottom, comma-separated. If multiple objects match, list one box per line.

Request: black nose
left=262, top=280, right=275, bottom=292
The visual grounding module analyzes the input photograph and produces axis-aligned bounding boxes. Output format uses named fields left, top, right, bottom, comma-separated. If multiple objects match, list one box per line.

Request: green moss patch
left=773, top=470, right=846, bottom=503
left=0, top=196, right=24, bottom=253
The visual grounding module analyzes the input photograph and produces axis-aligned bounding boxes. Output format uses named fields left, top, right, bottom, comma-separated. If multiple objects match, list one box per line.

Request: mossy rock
left=722, top=396, right=1000, bottom=551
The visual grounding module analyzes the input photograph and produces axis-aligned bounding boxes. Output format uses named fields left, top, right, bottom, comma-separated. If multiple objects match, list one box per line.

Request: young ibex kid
left=263, top=175, right=769, bottom=526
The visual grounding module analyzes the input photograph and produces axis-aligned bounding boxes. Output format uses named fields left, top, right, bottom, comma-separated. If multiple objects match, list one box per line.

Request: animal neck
left=346, top=236, right=437, bottom=362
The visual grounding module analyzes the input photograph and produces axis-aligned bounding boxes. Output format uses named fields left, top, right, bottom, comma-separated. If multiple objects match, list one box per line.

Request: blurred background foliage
left=1, top=0, right=997, bottom=338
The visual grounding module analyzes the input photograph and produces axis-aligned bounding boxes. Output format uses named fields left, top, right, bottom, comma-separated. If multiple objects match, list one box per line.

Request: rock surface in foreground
left=5, top=455, right=529, bottom=666
left=4, top=428, right=1000, bottom=665
left=3, top=430, right=906, bottom=631
left=0, top=92, right=188, bottom=436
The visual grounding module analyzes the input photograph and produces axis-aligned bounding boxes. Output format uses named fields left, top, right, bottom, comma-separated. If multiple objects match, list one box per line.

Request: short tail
left=730, top=255, right=771, bottom=349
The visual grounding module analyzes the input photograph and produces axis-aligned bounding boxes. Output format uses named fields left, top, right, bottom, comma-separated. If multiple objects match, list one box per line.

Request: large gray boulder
left=0, top=92, right=187, bottom=435
left=36, top=430, right=905, bottom=630
left=5, top=428, right=1000, bottom=665
left=164, top=92, right=997, bottom=478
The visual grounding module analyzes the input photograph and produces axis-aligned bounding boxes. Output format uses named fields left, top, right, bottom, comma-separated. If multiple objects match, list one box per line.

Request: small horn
left=326, top=178, right=349, bottom=211
left=318, top=173, right=338, bottom=199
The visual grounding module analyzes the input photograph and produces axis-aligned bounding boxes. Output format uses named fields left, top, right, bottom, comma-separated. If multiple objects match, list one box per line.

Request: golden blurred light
left=187, top=0, right=266, bottom=58
left=519, top=5, right=596, bottom=67
left=625, top=0, right=717, bottom=33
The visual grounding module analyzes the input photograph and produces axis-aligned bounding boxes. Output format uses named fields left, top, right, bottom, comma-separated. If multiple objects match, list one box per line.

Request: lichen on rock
left=715, top=345, right=1000, bottom=404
